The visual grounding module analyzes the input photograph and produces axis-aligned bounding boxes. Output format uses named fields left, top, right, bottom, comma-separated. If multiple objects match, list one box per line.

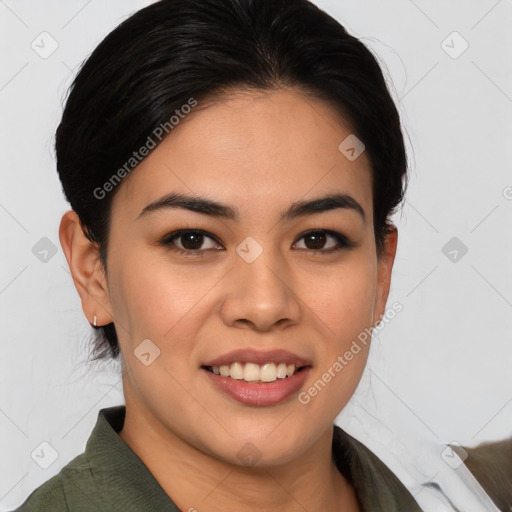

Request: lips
left=202, top=348, right=312, bottom=368
left=201, top=348, right=312, bottom=406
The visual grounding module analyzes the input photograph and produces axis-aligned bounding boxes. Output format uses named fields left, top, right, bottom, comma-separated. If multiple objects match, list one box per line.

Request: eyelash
left=158, top=228, right=354, bottom=257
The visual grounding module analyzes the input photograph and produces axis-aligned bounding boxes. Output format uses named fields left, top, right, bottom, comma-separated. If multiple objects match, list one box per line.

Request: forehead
left=113, top=87, right=373, bottom=222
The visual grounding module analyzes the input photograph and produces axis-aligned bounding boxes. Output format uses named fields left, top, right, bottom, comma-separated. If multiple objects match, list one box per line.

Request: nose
left=220, top=243, right=302, bottom=332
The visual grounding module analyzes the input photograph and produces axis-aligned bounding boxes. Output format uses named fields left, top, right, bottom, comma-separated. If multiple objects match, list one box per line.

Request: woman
left=12, top=0, right=509, bottom=510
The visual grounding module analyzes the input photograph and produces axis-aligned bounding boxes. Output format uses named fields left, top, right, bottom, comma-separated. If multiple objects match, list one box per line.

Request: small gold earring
left=93, top=315, right=98, bottom=327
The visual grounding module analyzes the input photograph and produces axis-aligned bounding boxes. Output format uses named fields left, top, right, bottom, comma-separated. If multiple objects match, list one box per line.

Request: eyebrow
left=136, top=191, right=366, bottom=223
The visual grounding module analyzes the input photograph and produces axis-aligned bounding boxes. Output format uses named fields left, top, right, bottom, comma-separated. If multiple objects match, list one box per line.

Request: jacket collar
left=85, top=405, right=180, bottom=511
left=87, top=405, right=424, bottom=510
left=332, top=424, right=423, bottom=511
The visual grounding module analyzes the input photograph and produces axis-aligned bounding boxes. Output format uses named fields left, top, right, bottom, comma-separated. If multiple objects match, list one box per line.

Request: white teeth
left=229, top=362, right=244, bottom=380
left=243, top=362, right=261, bottom=382
left=260, top=363, right=277, bottom=382
left=209, top=362, right=300, bottom=382
left=276, top=362, right=287, bottom=379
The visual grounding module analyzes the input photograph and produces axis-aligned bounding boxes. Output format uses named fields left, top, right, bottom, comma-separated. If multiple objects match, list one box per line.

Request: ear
left=59, top=210, right=113, bottom=327
left=373, top=225, right=398, bottom=326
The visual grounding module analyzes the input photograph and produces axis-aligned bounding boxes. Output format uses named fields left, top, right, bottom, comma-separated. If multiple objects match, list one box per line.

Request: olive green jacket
left=10, top=406, right=508, bottom=511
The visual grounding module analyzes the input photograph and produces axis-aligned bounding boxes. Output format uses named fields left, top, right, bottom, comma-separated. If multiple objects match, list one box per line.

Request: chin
left=205, top=425, right=315, bottom=468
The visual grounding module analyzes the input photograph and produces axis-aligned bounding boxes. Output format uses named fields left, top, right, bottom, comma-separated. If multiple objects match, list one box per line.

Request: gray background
left=1, top=0, right=511, bottom=509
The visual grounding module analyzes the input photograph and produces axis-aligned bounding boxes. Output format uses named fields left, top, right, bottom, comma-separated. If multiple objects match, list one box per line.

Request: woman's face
left=89, top=87, right=396, bottom=465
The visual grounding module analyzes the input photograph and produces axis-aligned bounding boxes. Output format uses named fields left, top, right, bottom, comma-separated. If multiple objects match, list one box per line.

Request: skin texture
left=59, top=87, right=398, bottom=511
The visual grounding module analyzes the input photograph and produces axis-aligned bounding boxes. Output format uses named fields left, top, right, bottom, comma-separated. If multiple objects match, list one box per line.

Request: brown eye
left=303, top=232, right=327, bottom=250
left=178, top=232, right=206, bottom=250
left=294, top=230, right=352, bottom=252
left=160, top=229, right=222, bottom=255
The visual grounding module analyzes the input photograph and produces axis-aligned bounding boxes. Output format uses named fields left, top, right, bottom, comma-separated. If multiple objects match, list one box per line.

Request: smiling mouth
left=202, top=362, right=309, bottom=383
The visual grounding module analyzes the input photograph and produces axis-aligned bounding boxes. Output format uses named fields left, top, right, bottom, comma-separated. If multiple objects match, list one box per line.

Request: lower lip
left=202, top=367, right=311, bottom=406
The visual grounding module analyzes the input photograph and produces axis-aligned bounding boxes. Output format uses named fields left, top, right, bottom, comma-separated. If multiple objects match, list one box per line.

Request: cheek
left=109, top=250, right=212, bottom=342
left=109, top=253, right=208, bottom=407
left=299, top=257, right=377, bottom=410
left=309, top=256, right=378, bottom=346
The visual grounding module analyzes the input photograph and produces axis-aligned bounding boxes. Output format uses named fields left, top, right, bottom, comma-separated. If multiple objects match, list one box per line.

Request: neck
left=119, top=395, right=360, bottom=511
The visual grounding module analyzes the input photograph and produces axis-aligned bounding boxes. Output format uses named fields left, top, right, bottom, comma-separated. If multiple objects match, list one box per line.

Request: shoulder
left=11, top=451, right=107, bottom=512
left=333, top=425, right=423, bottom=511
left=11, top=472, right=69, bottom=512
left=461, top=437, right=512, bottom=512
left=333, top=424, right=512, bottom=512
left=11, top=406, right=179, bottom=512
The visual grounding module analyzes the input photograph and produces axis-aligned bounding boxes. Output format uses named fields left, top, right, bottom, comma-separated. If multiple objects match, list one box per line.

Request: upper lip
left=202, top=348, right=312, bottom=368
